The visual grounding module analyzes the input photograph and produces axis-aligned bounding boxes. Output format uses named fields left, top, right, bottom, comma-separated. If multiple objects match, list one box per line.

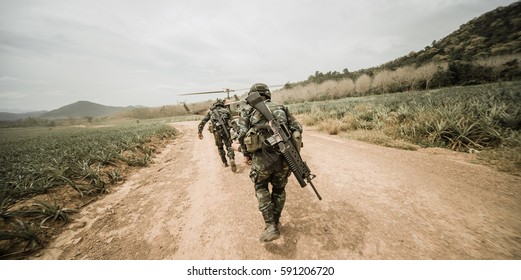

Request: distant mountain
left=0, top=108, right=36, bottom=114
left=40, top=101, right=133, bottom=120
left=0, top=111, right=48, bottom=121
left=0, top=101, right=145, bottom=121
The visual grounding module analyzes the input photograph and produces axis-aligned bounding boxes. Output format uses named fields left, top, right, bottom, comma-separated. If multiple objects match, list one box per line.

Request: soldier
left=237, top=83, right=302, bottom=242
left=198, top=99, right=237, bottom=172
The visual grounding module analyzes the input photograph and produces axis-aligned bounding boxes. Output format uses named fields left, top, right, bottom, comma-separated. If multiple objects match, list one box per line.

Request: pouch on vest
left=244, top=127, right=264, bottom=153
left=244, top=133, right=261, bottom=153
left=208, top=122, right=214, bottom=133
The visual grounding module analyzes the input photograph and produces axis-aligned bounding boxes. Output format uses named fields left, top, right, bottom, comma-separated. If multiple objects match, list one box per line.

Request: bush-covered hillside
left=294, top=2, right=521, bottom=89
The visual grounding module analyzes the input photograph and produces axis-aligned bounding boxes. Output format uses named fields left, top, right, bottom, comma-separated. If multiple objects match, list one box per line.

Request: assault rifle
left=212, top=108, right=231, bottom=142
left=245, top=92, right=322, bottom=200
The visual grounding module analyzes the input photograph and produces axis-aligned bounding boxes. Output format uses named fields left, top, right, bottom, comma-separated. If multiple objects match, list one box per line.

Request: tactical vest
left=243, top=102, right=289, bottom=153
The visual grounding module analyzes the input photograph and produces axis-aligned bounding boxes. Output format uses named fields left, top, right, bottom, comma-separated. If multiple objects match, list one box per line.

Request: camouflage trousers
left=213, top=128, right=235, bottom=163
left=249, top=149, right=290, bottom=225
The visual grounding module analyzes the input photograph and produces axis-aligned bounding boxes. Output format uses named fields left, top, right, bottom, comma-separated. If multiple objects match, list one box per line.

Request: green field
left=0, top=122, right=178, bottom=258
left=0, top=123, right=177, bottom=203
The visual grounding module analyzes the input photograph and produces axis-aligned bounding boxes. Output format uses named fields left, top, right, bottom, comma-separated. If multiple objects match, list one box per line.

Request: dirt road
left=33, top=121, right=521, bottom=260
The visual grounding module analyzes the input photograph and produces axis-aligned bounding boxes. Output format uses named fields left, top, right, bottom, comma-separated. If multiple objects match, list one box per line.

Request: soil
left=31, top=121, right=521, bottom=260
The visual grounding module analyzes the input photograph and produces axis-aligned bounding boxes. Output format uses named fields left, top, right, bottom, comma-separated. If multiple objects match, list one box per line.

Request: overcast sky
left=0, top=0, right=517, bottom=112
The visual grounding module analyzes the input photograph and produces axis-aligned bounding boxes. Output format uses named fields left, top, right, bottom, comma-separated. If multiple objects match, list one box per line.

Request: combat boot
left=230, top=159, right=237, bottom=172
left=259, top=204, right=280, bottom=242
left=223, top=161, right=229, bottom=167
left=259, top=223, right=280, bottom=242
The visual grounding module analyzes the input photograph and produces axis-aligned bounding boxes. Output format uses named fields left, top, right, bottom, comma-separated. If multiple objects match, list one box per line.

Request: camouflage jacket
left=198, top=105, right=233, bottom=134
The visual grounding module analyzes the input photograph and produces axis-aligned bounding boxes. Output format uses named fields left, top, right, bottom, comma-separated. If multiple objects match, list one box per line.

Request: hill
left=0, top=111, right=48, bottom=121
left=40, top=101, right=133, bottom=120
left=300, top=1, right=521, bottom=86
left=384, top=1, right=521, bottom=68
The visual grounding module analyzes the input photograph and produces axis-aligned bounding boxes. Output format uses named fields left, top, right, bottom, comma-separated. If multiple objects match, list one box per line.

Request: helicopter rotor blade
left=177, top=84, right=285, bottom=96
left=178, top=90, right=227, bottom=96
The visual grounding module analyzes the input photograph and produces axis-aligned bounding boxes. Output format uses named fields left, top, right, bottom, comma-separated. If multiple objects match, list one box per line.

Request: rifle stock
left=245, top=92, right=322, bottom=200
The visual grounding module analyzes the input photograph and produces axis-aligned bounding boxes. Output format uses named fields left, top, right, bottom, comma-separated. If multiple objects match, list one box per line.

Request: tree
left=354, top=74, right=372, bottom=96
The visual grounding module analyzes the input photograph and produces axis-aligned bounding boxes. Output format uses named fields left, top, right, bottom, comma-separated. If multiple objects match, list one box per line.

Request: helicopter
left=178, top=88, right=246, bottom=116
left=178, top=85, right=284, bottom=116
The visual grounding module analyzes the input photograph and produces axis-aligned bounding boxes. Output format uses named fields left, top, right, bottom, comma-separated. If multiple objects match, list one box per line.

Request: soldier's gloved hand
left=198, top=132, right=203, bottom=140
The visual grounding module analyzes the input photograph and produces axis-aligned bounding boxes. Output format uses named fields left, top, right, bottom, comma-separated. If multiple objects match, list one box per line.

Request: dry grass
left=344, top=130, right=419, bottom=151
left=290, top=82, right=521, bottom=174
left=314, top=121, right=419, bottom=151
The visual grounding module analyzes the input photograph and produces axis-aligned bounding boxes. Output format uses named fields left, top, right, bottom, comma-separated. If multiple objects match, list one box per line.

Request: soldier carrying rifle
left=198, top=99, right=237, bottom=172
left=237, top=83, right=321, bottom=242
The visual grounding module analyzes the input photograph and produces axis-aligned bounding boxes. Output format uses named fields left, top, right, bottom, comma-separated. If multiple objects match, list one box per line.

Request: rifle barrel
left=308, top=179, right=322, bottom=200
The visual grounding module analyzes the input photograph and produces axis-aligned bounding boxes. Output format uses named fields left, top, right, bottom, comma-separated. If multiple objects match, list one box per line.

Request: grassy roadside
left=289, top=81, right=521, bottom=176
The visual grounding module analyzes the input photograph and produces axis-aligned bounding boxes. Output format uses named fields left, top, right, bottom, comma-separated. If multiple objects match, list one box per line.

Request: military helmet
left=213, top=98, right=225, bottom=107
left=248, top=83, right=271, bottom=99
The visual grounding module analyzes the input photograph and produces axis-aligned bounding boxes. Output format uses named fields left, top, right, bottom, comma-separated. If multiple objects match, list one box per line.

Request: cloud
left=0, top=0, right=517, bottom=111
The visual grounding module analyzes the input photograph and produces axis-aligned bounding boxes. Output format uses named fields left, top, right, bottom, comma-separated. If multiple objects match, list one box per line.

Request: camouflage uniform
left=236, top=103, right=252, bottom=157
left=198, top=101, right=235, bottom=168
left=237, top=83, right=302, bottom=242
